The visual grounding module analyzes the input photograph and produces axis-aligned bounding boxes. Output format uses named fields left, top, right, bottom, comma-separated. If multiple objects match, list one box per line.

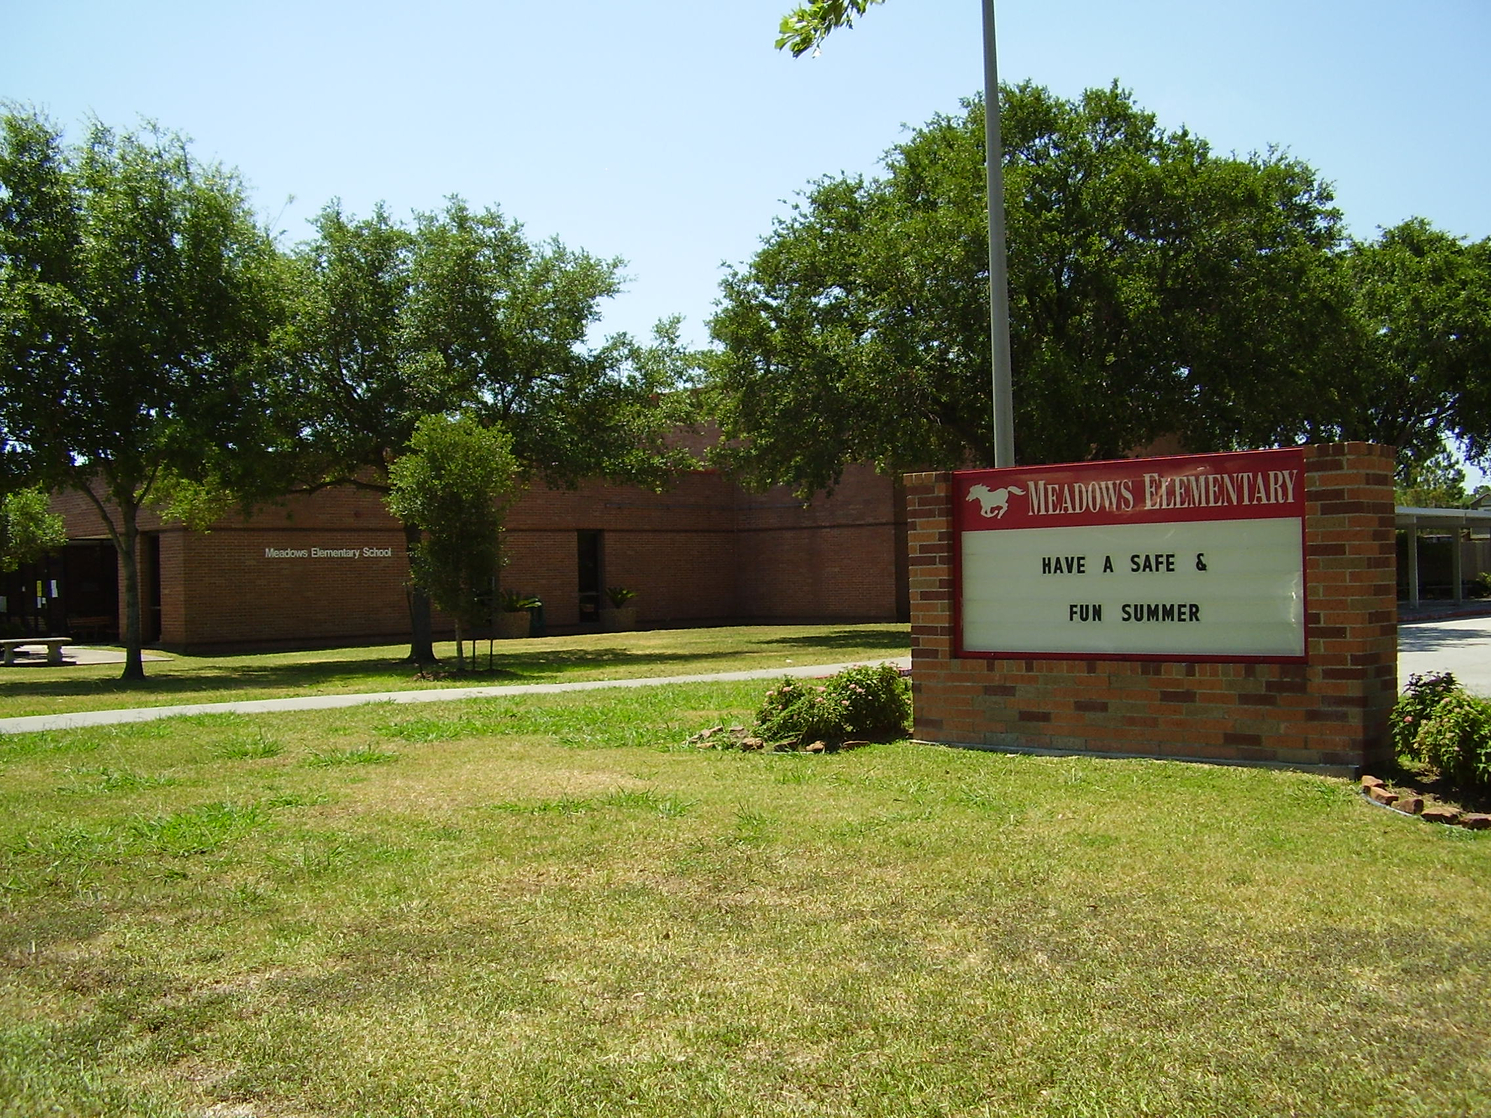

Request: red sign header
left=955, top=448, right=1306, bottom=532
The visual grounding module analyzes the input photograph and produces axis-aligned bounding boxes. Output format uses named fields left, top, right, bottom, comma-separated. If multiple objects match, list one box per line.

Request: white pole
left=982, top=0, right=1015, bottom=467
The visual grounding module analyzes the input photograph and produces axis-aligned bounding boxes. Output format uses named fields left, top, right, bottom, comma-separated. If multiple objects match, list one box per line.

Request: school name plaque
left=955, top=448, right=1307, bottom=661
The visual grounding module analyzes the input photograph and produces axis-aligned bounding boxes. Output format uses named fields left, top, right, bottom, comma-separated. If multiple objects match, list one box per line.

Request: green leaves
left=1335, top=219, right=1491, bottom=466
left=708, top=83, right=1354, bottom=491
left=289, top=198, right=695, bottom=494
left=776, top=0, right=886, bottom=57
left=0, top=107, right=288, bottom=678
left=0, top=486, right=64, bottom=572
left=386, top=413, right=519, bottom=631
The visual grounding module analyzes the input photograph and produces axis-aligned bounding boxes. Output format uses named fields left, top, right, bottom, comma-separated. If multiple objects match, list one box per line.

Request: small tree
left=386, top=414, right=519, bottom=670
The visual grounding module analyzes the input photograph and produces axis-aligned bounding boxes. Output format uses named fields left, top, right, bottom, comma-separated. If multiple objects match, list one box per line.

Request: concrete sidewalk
left=0, top=657, right=913, bottom=735
left=3, top=609, right=1484, bottom=736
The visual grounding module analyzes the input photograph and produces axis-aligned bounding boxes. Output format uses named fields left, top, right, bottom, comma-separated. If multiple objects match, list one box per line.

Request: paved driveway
left=1399, top=614, right=1491, bottom=694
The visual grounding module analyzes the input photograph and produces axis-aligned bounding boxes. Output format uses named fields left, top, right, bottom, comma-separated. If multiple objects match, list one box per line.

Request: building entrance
left=577, top=530, right=602, bottom=625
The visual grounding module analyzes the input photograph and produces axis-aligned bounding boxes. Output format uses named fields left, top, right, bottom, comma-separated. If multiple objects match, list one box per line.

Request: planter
left=599, top=605, right=637, bottom=632
left=496, top=611, right=531, bottom=639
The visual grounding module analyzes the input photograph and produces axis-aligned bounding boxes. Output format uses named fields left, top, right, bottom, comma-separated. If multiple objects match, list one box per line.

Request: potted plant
left=496, top=589, right=540, bottom=639
left=600, top=586, right=638, bottom=632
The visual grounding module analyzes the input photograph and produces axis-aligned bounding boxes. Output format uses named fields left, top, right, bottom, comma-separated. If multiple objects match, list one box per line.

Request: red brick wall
left=732, top=466, right=904, bottom=622
left=50, top=463, right=907, bottom=651
left=906, top=443, right=1397, bottom=771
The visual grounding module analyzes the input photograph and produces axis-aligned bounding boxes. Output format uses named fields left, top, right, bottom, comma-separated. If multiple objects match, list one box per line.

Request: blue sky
left=3, top=0, right=1488, bottom=352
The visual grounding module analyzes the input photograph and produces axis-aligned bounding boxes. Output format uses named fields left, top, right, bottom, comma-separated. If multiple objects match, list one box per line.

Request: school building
left=10, top=465, right=909, bottom=653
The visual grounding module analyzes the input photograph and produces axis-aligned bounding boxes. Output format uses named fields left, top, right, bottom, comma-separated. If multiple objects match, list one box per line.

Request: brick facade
left=906, top=443, right=1397, bottom=772
left=47, top=464, right=907, bottom=652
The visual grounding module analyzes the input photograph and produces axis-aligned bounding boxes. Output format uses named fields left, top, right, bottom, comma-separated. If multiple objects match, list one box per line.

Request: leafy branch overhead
left=776, top=0, right=886, bottom=57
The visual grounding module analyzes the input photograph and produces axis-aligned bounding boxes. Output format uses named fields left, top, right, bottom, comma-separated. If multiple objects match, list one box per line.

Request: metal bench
left=0, top=637, right=74, bottom=666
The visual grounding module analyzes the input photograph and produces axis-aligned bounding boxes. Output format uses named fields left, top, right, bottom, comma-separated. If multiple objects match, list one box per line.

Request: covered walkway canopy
left=1397, top=506, right=1491, bottom=606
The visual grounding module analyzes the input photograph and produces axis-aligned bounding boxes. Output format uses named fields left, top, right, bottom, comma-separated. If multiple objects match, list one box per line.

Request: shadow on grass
left=0, top=635, right=909, bottom=706
left=756, top=628, right=912, bottom=653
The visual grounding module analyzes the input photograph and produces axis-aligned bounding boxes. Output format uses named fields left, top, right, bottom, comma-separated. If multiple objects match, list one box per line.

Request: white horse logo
left=966, top=483, right=1024, bottom=519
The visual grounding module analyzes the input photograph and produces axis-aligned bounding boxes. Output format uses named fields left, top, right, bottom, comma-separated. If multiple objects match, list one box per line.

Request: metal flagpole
left=981, top=0, right=1015, bottom=468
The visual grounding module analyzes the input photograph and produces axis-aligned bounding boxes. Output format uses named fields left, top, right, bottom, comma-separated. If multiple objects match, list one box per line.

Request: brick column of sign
left=904, top=472, right=956, bottom=740
left=905, top=442, right=1397, bottom=772
left=1302, top=441, right=1398, bottom=769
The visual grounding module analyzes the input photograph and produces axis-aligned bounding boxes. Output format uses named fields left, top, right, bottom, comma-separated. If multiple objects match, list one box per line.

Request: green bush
left=1391, top=672, right=1463, bottom=758
left=1391, top=671, right=1491, bottom=793
left=756, top=663, right=911, bottom=746
left=1412, top=691, right=1491, bottom=791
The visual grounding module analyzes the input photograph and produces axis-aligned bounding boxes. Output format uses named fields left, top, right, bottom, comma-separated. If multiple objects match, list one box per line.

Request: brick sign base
left=905, top=443, right=1397, bottom=773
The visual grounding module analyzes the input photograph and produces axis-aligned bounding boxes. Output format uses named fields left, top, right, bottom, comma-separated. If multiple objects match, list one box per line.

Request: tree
left=286, top=198, right=692, bottom=662
left=1394, top=445, right=1471, bottom=508
left=708, top=84, right=1348, bottom=493
left=1323, top=219, right=1491, bottom=471
left=386, top=413, right=519, bottom=670
left=770, top=8, right=1491, bottom=479
left=280, top=201, right=441, bottom=658
left=777, top=0, right=885, bottom=56
left=0, top=486, right=64, bottom=571
left=0, top=109, right=286, bottom=679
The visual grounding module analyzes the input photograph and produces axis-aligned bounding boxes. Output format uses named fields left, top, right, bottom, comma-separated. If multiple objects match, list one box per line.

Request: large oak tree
left=285, top=198, right=693, bottom=662
left=0, top=109, right=285, bottom=679
left=708, top=84, right=1350, bottom=492
left=1327, top=219, right=1491, bottom=467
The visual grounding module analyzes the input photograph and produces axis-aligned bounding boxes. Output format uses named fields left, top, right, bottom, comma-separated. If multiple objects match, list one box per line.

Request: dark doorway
left=143, top=533, right=162, bottom=643
left=577, top=530, right=602, bottom=625
left=61, top=541, right=119, bottom=642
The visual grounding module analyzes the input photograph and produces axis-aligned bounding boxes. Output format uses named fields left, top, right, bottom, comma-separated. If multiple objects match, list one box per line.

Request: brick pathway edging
left=1360, top=774, right=1491, bottom=829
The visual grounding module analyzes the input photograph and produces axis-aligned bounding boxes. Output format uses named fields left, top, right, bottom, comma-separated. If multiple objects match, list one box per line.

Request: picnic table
left=0, top=637, right=73, bottom=666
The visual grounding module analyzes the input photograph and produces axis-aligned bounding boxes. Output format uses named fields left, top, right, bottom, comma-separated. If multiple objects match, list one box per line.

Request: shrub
left=1391, top=672, right=1462, bottom=759
left=497, top=589, right=540, bottom=612
left=756, top=663, right=911, bottom=746
left=1412, top=691, right=1491, bottom=792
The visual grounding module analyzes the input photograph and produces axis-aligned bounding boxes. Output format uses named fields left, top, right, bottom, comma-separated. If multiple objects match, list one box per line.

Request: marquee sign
left=955, top=448, right=1307, bottom=661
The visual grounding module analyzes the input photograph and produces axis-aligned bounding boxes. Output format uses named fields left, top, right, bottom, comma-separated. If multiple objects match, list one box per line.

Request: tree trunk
left=454, top=620, right=465, bottom=673
left=403, top=522, right=437, bottom=664
left=118, top=501, right=145, bottom=681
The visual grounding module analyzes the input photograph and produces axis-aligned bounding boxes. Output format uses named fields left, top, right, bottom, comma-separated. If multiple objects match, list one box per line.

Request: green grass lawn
left=2, top=682, right=1488, bottom=1117
left=0, top=623, right=910, bottom=719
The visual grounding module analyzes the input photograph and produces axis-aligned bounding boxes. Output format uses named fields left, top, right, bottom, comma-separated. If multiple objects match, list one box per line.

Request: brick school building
left=15, top=465, right=907, bottom=653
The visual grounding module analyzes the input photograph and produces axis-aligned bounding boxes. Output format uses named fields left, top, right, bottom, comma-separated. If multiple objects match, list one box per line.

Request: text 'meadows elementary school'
left=263, top=546, right=394, bottom=559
